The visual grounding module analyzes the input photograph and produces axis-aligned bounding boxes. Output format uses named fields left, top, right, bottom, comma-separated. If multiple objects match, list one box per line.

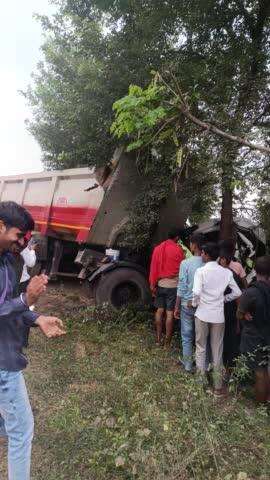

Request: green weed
left=19, top=307, right=270, bottom=480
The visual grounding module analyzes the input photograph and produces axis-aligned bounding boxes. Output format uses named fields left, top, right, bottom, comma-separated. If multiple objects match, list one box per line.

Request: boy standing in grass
left=192, top=243, right=241, bottom=395
left=237, top=256, right=270, bottom=403
left=174, top=233, right=205, bottom=372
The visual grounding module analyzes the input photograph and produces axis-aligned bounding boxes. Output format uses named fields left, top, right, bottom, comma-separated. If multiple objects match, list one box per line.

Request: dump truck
left=0, top=149, right=265, bottom=307
left=0, top=149, right=190, bottom=307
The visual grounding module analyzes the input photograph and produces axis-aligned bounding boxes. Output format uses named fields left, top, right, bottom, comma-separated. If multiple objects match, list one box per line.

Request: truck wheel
left=95, top=268, right=151, bottom=309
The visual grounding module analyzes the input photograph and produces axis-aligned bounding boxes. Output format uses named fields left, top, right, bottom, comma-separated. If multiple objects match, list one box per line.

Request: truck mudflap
left=87, top=261, right=151, bottom=308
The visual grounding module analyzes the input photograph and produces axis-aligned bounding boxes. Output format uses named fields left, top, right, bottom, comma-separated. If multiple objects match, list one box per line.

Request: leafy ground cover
left=0, top=287, right=269, bottom=479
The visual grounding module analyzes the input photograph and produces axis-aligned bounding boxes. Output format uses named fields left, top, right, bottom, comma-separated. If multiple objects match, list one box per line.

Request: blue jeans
left=180, top=305, right=195, bottom=371
left=0, top=370, right=34, bottom=480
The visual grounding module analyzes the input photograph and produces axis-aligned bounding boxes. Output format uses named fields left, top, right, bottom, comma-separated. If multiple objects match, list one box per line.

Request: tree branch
left=158, top=72, right=270, bottom=154
left=179, top=106, right=270, bottom=154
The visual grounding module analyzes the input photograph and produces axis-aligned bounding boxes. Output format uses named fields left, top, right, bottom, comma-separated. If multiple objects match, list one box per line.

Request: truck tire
left=95, top=268, right=151, bottom=309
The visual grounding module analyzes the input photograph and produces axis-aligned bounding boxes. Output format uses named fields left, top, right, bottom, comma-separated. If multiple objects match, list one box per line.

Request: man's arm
left=174, top=261, right=187, bottom=318
left=149, top=247, right=158, bottom=293
left=237, top=288, right=257, bottom=322
left=21, top=310, right=39, bottom=327
left=22, top=310, right=66, bottom=337
left=192, top=268, right=203, bottom=307
left=0, top=295, right=29, bottom=317
left=177, top=261, right=188, bottom=299
left=237, top=263, right=248, bottom=289
left=0, top=275, right=47, bottom=319
left=224, top=274, right=242, bottom=303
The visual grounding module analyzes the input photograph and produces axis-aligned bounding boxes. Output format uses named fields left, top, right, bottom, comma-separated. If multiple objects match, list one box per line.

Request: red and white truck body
left=0, top=167, right=104, bottom=244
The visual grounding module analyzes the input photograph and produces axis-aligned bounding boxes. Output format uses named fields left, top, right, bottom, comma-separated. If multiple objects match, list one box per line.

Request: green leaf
left=126, top=139, right=144, bottom=151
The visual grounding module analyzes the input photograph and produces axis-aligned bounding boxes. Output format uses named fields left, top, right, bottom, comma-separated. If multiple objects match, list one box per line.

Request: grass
left=1, top=294, right=270, bottom=480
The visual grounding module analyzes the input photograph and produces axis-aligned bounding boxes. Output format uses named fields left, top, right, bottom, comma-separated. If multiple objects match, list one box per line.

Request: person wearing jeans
left=179, top=306, right=196, bottom=371
left=174, top=233, right=205, bottom=371
left=0, top=201, right=66, bottom=480
left=0, top=371, right=34, bottom=479
left=192, top=242, right=241, bottom=395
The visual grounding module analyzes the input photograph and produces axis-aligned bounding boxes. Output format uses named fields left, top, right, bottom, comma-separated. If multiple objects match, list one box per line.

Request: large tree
left=25, top=0, right=270, bottom=240
left=108, top=0, right=270, bottom=239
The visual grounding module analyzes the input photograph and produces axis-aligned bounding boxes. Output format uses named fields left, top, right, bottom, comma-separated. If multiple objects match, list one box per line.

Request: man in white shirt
left=10, top=235, right=37, bottom=293
left=192, top=242, right=241, bottom=395
left=19, top=242, right=37, bottom=293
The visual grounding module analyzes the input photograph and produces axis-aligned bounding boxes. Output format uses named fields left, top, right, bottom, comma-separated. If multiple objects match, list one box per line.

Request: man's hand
left=244, top=312, right=253, bottom=322
left=26, top=275, right=48, bottom=306
left=237, top=310, right=253, bottom=322
left=35, top=316, right=66, bottom=338
left=174, top=308, right=180, bottom=320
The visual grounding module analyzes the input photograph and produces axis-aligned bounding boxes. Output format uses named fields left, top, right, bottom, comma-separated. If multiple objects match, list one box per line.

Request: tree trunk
left=220, top=185, right=234, bottom=241
left=219, top=144, right=237, bottom=241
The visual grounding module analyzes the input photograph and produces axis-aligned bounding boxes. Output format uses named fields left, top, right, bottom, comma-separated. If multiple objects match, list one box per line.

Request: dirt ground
left=36, top=279, right=92, bottom=313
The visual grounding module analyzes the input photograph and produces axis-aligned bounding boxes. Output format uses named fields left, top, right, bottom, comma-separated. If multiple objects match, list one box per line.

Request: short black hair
left=219, top=249, right=233, bottom=264
left=255, top=256, right=270, bottom=277
left=168, top=227, right=182, bottom=240
left=218, top=239, right=235, bottom=255
left=190, top=233, right=205, bottom=250
left=0, top=201, right=34, bottom=232
left=201, top=242, right=220, bottom=261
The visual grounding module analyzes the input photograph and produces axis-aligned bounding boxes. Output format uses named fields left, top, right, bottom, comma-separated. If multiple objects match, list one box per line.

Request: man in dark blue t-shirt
left=0, top=201, right=66, bottom=480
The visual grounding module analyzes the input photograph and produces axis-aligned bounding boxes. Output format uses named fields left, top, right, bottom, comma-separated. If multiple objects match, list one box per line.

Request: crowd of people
left=149, top=228, right=270, bottom=401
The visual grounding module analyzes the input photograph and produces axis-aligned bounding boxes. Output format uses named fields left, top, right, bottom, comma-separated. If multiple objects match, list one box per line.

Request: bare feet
left=155, top=337, right=164, bottom=347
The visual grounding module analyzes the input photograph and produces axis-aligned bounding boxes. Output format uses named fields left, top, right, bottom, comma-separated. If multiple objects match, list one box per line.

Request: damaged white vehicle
left=195, top=218, right=266, bottom=283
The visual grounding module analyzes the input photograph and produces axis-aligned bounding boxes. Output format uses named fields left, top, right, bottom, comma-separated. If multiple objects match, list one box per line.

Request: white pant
left=195, top=317, right=225, bottom=389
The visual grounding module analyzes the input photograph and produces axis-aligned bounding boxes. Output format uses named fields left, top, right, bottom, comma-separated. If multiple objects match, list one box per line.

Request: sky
left=0, top=0, right=56, bottom=176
